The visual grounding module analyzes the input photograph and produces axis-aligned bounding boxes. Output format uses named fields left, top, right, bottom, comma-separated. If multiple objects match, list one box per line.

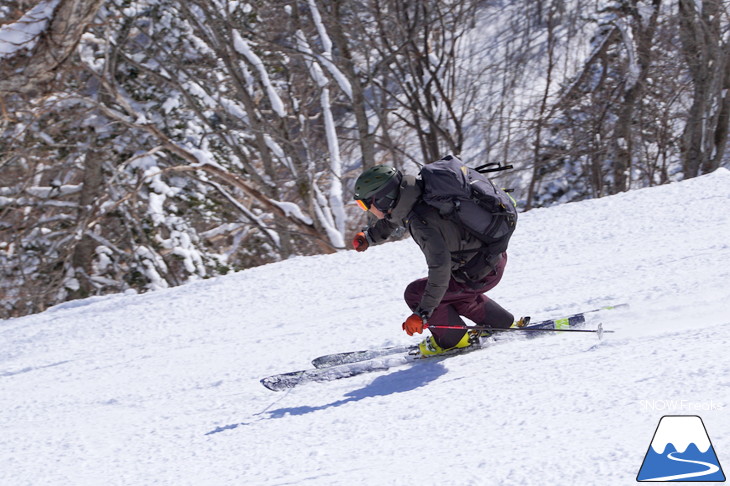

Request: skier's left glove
left=402, top=314, right=426, bottom=336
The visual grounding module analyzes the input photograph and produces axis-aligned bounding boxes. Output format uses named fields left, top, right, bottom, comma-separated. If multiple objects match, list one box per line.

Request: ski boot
left=418, top=332, right=474, bottom=357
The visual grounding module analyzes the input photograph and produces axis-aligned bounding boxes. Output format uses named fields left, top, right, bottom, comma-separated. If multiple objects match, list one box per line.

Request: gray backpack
left=418, top=155, right=518, bottom=256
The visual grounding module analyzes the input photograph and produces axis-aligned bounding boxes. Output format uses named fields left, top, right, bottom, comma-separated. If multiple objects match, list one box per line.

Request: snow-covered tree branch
left=0, top=0, right=104, bottom=95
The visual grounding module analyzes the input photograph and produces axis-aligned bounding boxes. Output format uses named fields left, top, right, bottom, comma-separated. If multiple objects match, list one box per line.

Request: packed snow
left=2, top=169, right=730, bottom=485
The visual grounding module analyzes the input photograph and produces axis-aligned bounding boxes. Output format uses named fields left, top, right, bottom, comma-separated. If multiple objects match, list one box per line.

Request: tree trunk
left=69, top=134, right=104, bottom=299
left=611, top=0, right=660, bottom=194
left=325, top=0, right=376, bottom=168
left=708, top=44, right=730, bottom=172
left=0, top=0, right=105, bottom=95
left=678, top=0, right=723, bottom=178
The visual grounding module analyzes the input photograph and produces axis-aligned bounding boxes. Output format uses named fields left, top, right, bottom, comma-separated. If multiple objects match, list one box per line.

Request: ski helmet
left=353, top=165, right=402, bottom=212
left=353, top=165, right=399, bottom=200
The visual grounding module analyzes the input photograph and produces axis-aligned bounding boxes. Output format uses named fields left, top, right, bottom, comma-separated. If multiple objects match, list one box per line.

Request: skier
left=352, top=163, right=515, bottom=356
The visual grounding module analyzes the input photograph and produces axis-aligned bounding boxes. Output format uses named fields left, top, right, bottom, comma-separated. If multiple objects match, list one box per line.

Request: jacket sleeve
left=364, top=218, right=402, bottom=245
left=409, top=220, right=451, bottom=318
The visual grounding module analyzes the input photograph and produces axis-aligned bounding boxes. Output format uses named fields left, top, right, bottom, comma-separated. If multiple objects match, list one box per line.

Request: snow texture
left=2, top=169, right=730, bottom=485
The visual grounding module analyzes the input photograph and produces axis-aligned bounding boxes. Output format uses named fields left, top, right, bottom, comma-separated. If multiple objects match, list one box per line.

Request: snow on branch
left=0, top=0, right=105, bottom=94
left=301, top=0, right=353, bottom=100
left=232, top=30, right=287, bottom=117
left=0, top=0, right=61, bottom=59
left=270, top=200, right=314, bottom=226
left=551, top=25, right=619, bottom=113
left=294, top=29, right=346, bottom=239
left=295, top=30, right=328, bottom=88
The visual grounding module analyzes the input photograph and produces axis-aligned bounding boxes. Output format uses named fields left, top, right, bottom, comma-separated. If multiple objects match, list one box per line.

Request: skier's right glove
left=402, top=314, right=425, bottom=336
left=352, top=232, right=369, bottom=252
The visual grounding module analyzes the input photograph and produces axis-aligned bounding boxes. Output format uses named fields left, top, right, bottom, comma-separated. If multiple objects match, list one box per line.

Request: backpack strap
left=406, top=197, right=432, bottom=227
left=453, top=249, right=503, bottom=285
left=474, top=162, right=514, bottom=174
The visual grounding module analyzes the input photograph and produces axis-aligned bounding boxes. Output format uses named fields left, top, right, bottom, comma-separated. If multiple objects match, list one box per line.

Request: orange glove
left=352, top=232, right=369, bottom=252
left=402, top=314, right=426, bottom=336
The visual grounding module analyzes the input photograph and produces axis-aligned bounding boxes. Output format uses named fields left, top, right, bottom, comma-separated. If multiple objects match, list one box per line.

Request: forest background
left=1, top=0, right=729, bottom=318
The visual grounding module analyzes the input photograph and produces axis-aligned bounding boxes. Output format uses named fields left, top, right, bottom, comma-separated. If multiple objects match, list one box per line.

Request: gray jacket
left=364, top=175, right=501, bottom=318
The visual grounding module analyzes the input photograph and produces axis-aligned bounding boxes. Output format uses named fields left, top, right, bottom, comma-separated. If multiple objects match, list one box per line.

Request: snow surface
left=2, top=169, right=730, bottom=485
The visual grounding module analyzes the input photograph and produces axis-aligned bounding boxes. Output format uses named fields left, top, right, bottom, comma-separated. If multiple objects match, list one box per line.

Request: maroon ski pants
left=404, top=253, right=513, bottom=348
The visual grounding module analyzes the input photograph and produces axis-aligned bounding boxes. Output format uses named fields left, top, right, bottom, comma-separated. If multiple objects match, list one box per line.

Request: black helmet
left=354, top=165, right=402, bottom=212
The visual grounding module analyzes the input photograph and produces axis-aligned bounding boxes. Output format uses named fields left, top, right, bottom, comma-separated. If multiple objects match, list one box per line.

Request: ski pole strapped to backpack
left=419, top=155, right=518, bottom=256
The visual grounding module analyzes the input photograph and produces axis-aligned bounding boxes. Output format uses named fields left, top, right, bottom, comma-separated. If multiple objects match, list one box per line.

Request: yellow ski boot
left=418, top=332, right=473, bottom=357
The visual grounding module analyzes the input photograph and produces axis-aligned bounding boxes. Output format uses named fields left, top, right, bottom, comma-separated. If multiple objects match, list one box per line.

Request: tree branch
left=0, top=0, right=104, bottom=95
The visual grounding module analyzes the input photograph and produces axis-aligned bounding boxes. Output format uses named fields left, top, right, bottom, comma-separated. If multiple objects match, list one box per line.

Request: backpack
left=418, top=155, right=518, bottom=256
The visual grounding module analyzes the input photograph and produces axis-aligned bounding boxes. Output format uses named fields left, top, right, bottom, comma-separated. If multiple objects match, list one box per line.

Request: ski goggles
left=355, top=194, right=395, bottom=212
left=354, top=175, right=402, bottom=212
left=355, top=198, right=372, bottom=211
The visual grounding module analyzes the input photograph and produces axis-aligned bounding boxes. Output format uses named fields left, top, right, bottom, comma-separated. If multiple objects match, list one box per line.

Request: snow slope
left=2, top=169, right=730, bottom=486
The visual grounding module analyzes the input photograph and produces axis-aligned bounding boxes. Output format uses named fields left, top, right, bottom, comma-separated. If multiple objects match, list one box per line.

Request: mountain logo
left=637, top=415, right=726, bottom=482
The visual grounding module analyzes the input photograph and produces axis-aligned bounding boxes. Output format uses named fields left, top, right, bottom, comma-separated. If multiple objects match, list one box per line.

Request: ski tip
left=260, top=378, right=280, bottom=391
left=260, top=376, right=293, bottom=392
left=261, top=369, right=308, bottom=391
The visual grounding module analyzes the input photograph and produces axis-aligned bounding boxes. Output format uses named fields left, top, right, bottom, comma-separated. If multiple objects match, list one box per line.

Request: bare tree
left=610, top=0, right=662, bottom=192
left=5, top=0, right=729, bottom=318
left=678, top=0, right=730, bottom=177
left=369, top=0, right=480, bottom=164
left=0, top=0, right=104, bottom=95
left=309, top=0, right=377, bottom=168
left=526, top=2, right=560, bottom=210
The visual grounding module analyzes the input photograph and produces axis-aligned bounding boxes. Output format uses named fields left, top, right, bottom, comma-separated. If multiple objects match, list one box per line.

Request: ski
left=260, top=342, right=485, bottom=392
left=260, top=305, right=624, bottom=391
left=311, top=344, right=417, bottom=368
left=310, top=304, right=625, bottom=369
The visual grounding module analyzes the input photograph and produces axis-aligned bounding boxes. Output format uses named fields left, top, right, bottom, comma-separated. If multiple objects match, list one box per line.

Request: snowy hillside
left=2, top=169, right=730, bottom=486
